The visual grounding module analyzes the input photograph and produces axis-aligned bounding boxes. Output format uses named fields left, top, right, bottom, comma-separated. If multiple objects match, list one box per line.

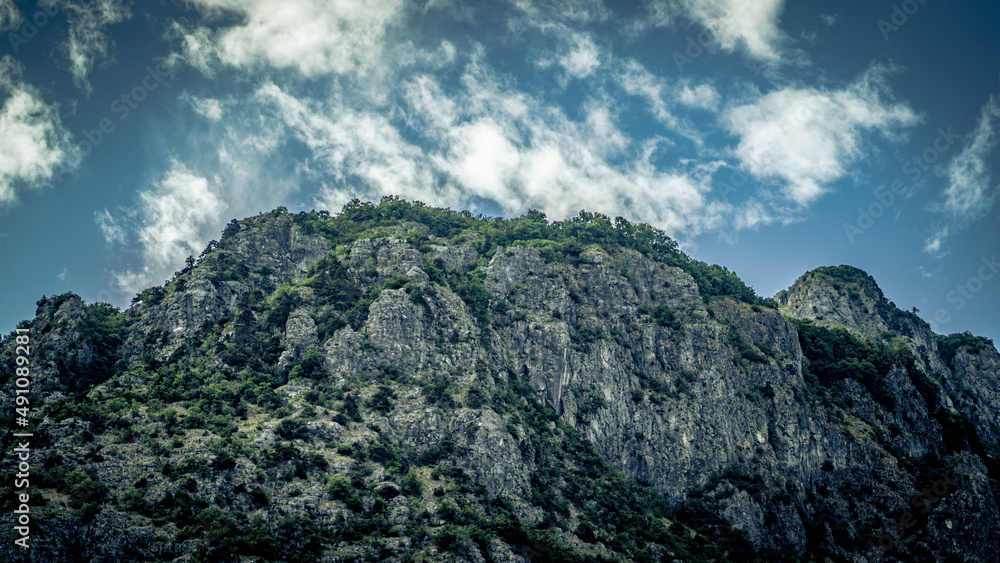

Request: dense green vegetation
left=296, top=196, right=773, bottom=307
left=305, top=252, right=382, bottom=333
left=0, top=290, right=762, bottom=562
left=399, top=364, right=765, bottom=562
left=935, top=331, right=996, bottom=369
left=792, top=319, right=987, bottom=456
left=792, top=318, right=907, bottom=408
left=34, top=293, right=135, bottom=394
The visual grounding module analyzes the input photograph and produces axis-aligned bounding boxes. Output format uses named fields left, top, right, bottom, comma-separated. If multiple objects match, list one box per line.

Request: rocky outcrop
left=776, top=265, right=951, bottom=377
left=776, top=267, right=891, bottom=333
left=3, top=209, right=998, bottom=563
left=120, top=212, right=331, bottom=361
left=220, top=212, right=332, bottom=285
left=950, top=345, right=1000, bottom=445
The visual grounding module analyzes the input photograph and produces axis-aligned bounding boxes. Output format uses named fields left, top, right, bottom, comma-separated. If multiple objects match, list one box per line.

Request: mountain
left=2, top=198, right=998, bottom=562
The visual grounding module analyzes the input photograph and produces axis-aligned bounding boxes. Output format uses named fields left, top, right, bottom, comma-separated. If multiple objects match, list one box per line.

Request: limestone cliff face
left=776, top=265, right=950, bottom=376
left=777, top=265, right=1000, bottom=455
left=123, top=213, right=331, bottom=352
left=776, top=267, right=893, bottom=333
left=944, top=344, right=1000, bottom=446
left=2, top=209, right=998, bottom=563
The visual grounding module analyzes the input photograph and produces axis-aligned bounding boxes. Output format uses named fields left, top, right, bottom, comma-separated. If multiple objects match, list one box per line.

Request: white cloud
left=944, top=95, right=999, bottom=220
left=645, top=0, right=790, bottom=61
left=153, top=2, right=861, bottom=258
left=583, top=103, right=629, bottom=155
left=678, top=83, right=719, bottom=110
left=820, top=14, right=837, bottom=27
left=182, top=94, right=224, bottom=120
left=505, top=1, right=608, bottom=86
left=253, top=58, right=727, bottom=237
left=180, top=0, right=406, bottom=77
left=166, top=22, right=217, bottom=75
left=0, top=56, right=80, bottom=206
left=258, top=82, right=437, bottom=200
left=923, top=227, right=949, bottom=257
left=922, top=95, right=1000, bottom=255
left=559, top=33, right=600, bottom=79
left=618, top=60, right=678, bottom=128
left=510, top=0, right=610, bottom=26
left=443, top=120, right=521, bottom=204
left=56, top=0, right=132, bottom=93
left=644, top=0, right=675, bottom=28
left=683, top=0, right=788, bottom=60
left=95, top=208, right=126, bottom=244
left=614, top=61, right=712, bottom=146
left=57, top=268, right=68, bottom=281
left=724, top=67, right=919, bottom=205
left=114, top=163, right=228, bottom=294
left=110, top=82, right=313, bottom=296
left=403, top=74, right=458, bottom=130
left=0, top=0, right=20, bottom=32
left=732, top=200, right=773, bottom=230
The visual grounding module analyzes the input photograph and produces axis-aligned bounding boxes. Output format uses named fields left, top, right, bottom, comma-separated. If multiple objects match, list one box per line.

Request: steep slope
left=2, top=200, right=998, bottom=562
left=778, top=267, right=1000, bottom=511
left=775, top=266, right=948, bottom=375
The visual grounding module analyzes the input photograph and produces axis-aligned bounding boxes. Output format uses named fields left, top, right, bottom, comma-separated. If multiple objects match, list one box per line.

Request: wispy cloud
left=257, top=56, right=730, bottom=238
left=677, top=83, right=719, bottom=111
left=160, top=2, right=744, bottom=241
left=112, top=0, right=918, bottom=290
left=0, top=0, right=20, bottom=32
left=558, top=33, right=600, bottom=79
left=944, top=94, right=1000, bottom=220
left=642, top=0, right=792, bottom=62
left=617, top=59, right=680, bottom=128
left=95, top=208, right=126, bottom=244
left=923, top=227, right=949, bottom=257
left=110, top=92, right=306, bottom=294
left=509, top=0, right=611, bottom=26
left=113, top=162, right=228, bottom=294
left=180, top=93, right=224, bottom=121
left=178, top=0, right=407, bottom=78
left=724, top=65, right=919, bottom=206
left=921, top=94, right=1000, bottom=257
left=0, top=56, right=81, bottom=206
left=58, top=0, right=132, bottom=94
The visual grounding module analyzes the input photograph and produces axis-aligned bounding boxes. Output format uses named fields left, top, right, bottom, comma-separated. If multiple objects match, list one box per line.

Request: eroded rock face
left=27, top=295, right=96, bottom=390
left=120, top=214, right=331, bottom=360
left=221, top=213, right=332, bottom=285
left=310, top=238, right=997, bottom=559
left=776, top=265, right=951, bottom=377
left=3, top=213, right=998, bottom=562
left=487, top=246, right=822, bottom=505
left=776, top=268, right=891, bottom=333
left=950, top=346, right=1000, bottom=445
left=284, top=308, right=319, bottom=349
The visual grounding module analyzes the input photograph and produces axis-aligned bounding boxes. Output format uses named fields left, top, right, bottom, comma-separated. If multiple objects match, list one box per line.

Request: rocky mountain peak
left=775, top=265, right=894, bottom=332
left=774, top=265, right=952, bottom=376
left=3, top=202, right=998, bottom=563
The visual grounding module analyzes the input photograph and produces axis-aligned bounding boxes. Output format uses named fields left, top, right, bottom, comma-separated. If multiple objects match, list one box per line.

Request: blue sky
left=0, top=0, right=997, bottom=347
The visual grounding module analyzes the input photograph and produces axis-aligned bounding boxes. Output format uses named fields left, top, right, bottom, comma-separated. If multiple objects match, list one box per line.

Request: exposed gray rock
left=950, top=345, right=1000, bottom=445
left=285, top=307, right=319, bottom=349
left=4, top=213, right=998, bottom=563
